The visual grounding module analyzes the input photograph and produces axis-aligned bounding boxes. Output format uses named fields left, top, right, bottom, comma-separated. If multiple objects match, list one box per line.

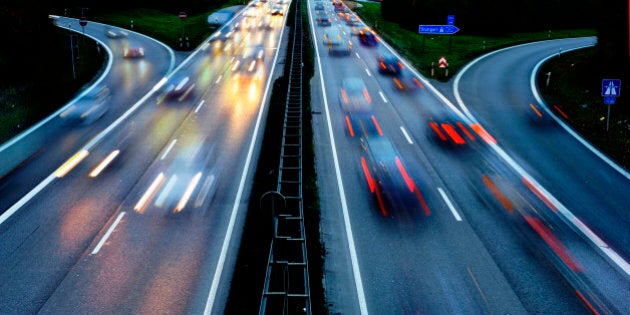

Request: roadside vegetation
left=0, top=0, right=627, bottom=311
left=537, top=49, right=630, bottom=168
left=352, top=2, right=596, bottom=81
left=91, top=0, right=245, bottom=50
left=350, top=1, right=629, bottom=171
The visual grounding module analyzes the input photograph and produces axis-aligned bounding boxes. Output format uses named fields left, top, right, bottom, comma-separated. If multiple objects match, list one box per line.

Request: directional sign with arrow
left=418, top=25, right=459, bottom=35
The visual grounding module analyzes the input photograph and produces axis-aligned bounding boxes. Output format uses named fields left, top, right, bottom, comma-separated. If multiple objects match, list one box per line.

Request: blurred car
left=427, top=112, right=477, bottom=147
left=314, top=2, right=325, bottom=10
left=315, top=10, right=332, bottom=26
left=59, top=86, right=110, bottom=125
left=161, top=75, right=195, bottom=102
left=258, top=14, right=274, bottom=29
left=359, top=134, right=427, bottom=217
left=347, top=25, right=363, bottom=36
left=345, top=14, right=360, bottom=26
left=322, top=31, right=353, bottom=56
left=339, top=77, right=372, bottom=114
left=232, top=44, right=265, bottom=80
left=358, top=28, right=378, bottom=46
left=269, top=4, right=285, bottom=15
left=392, top=71, right=423, bottom=92
left=122, top=43, right=145, bottom=58
left=317, top=16, right=332, bottom=26
left=209, top=29, right=236, bottom=53
left=332, top=0, right=344, bottom=12
left=106, top=27, right=128, bottom=38
left=233, top=18, right=252, bottom=31
left=340, top=77, right=379, bottom=137
left=242, top=7, right=259, bottom=18
left=377, top=53, right=404, bottom=75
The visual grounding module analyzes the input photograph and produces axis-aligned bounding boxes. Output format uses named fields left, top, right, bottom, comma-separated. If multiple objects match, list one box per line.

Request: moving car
left=231, top=44, right=266, bottom=81
left=314, top=2, right=325, bottom=10
left=377, top=53, right=404, bottom=75
left=122, top=43, right=145, bottom=58
left=358, top=28, right=378, bottom=46
left=315, top=10, right=332, bottom=26
left=208, top=29, right=236, bottom=55
left=332, top=0, right=344, bottom=12
left=339, top=77, right=380, bottom=137
left=106, top=27, right=128, bottom=38
left=322, top=31, right=353, bottom=56
left=392, top=72, right=423, bottom=92
left=162, top=75, right=195, bottom=102
left=269, top=4, right=285, bottom=15
left=359, top=134, right=429, bottom=217
left=345, top=14, right=360, bottom=26
left=59, top=86, right=110, bottom=125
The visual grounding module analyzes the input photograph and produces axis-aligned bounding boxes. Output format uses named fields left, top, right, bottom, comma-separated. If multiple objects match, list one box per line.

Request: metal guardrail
left=259, top=0, right=311, bottom=314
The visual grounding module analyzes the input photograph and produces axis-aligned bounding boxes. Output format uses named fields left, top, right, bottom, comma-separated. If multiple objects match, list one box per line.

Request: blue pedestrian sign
left=602, top=79, right=621, bottom=97
left=419, top=25, right=460, bottom=35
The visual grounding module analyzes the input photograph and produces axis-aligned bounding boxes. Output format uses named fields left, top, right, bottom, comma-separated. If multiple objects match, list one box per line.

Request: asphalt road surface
left=308, top=0, right=629, bottom=314
left=0, top=5, right=290, bottom=313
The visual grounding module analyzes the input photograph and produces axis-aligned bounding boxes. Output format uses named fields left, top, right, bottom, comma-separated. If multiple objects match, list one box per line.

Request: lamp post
left=68, top=24, right=76, bottom=79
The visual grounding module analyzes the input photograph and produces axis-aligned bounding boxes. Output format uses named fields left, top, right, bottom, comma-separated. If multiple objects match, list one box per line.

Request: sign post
left=79, top=17, right=87, bottom=38
left=447, top=15, right=455, bottom=52
left=419, top=18, right=459, bottom=53
left=601, top=79, right=621, bottom=131
left=438, top=56, right=448, bottom=77
left=179, top=12, right=188, bottom=48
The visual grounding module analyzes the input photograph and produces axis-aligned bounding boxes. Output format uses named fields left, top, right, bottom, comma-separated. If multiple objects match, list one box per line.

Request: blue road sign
left=604, top=97, right=616, bottom=105
left=602, top=79, right=621, bottom=97
left=447, top=15, right=455, bottom=25
left=418, top=25, right=460, bottom=35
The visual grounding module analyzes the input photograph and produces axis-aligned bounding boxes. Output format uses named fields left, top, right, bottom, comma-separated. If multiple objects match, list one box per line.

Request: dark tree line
left=53, top=0, right=229, bottom=16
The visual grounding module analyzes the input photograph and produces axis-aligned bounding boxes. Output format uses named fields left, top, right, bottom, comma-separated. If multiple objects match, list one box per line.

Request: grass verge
left=538, top=49, right=630, bottom=169
left=351, top=1, right=629, bottom=170
left=351, top=1, right=596, bottom=81
left=93, top=0, right=244, bottom=51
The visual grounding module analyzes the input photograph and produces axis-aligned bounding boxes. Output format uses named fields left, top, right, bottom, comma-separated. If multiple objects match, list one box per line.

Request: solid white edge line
left=399, top=126, right=413, bottom=144
left=0, top=19, right=182, bottom=227
left=378, top=91, right=387, bottom=103
left=309, top=2, right=369, bottom=314
left=91, top=211, right=126, bottom=255
left=529, top=44, right=630, bottom=182
left=0, top=20, right=114, bottom=154
left=203, top=3, right=289, bottom=314
left=438, top=188, right=462, bottom=221
left=0, top=175, right=55, bottom=225
left=452, top=37, right=630, bottom=277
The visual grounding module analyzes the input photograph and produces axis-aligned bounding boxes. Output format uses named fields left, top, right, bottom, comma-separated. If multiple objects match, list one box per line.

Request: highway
left=0, top=6, right=289, bottom=313
left=308, top=0, right=629, bottom=314
left=1, top=1, right=629, bottom=314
